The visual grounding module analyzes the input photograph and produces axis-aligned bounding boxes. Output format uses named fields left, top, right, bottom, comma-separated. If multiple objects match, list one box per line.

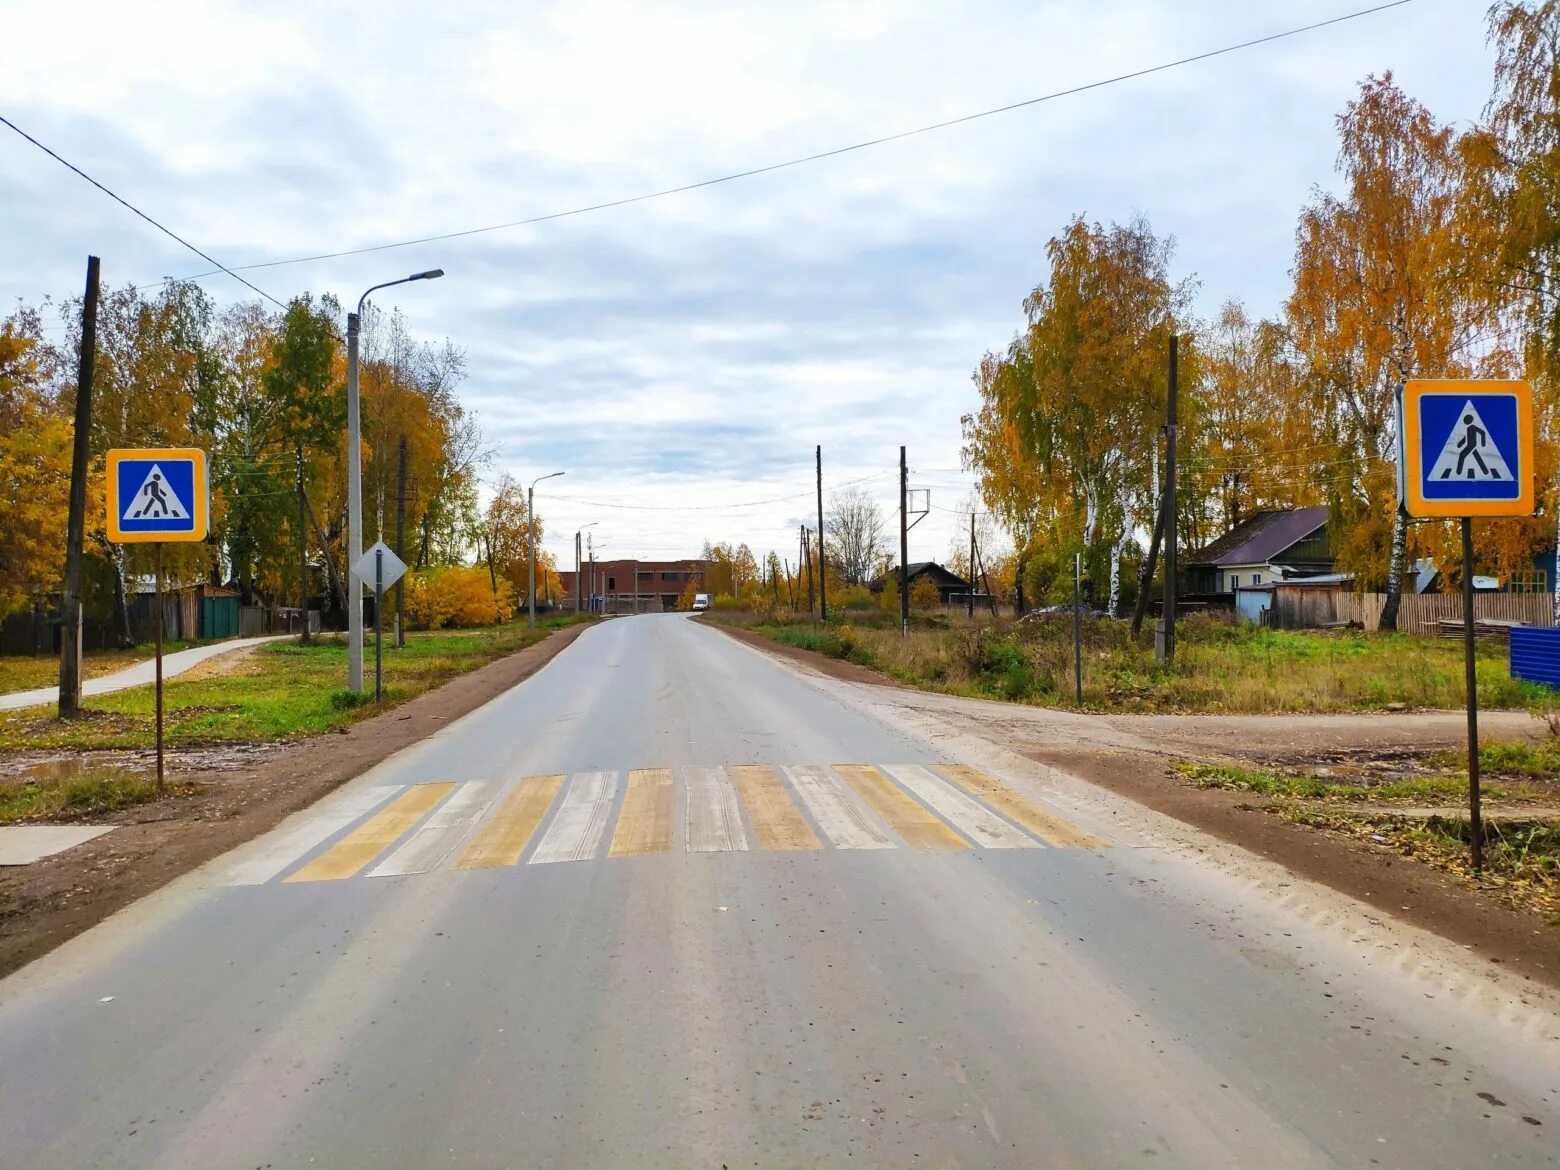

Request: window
left=1251, top=573, right=1261, bottom=586
left=606, top=576, right=616, bottom=591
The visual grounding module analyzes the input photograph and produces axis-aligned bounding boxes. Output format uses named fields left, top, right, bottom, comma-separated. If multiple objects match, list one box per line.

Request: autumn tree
left=1288, top=74, right=1503, bottom=628
left=0, top=318, right=75, bottom=614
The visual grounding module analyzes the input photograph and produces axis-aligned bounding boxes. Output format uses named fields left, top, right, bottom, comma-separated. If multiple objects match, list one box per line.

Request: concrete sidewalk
left=0, top=636, right=290, bottom=712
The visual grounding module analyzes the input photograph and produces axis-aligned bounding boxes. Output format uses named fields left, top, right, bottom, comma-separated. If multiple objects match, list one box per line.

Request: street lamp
left=346, top=268, right=443, bottom=692
left=574, top=522, right=598, bottom=613
left=528, top=471, right=565, bottom=628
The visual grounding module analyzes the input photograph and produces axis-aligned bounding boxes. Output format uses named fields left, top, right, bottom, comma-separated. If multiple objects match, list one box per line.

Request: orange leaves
left=405, top=565, right=515, bottom=629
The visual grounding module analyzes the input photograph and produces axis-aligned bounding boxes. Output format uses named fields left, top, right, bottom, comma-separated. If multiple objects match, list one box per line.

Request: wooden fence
left=1265, top=585, right=1556, bottom=635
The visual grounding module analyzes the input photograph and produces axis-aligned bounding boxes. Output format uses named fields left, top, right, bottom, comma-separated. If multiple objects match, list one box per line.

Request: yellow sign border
left=106, top=448, right=209, bottom=543
left=1401, top=380, right=1534, bottom=519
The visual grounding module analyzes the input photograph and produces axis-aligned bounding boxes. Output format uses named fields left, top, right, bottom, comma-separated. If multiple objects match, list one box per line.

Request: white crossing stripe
left=368, top=781, right=501, bottom=877
left=214, top=786, right=404, bottom=886
left=529, top=771, right=620, bottom=864
left=881, top=764, right=1038, bottom=849
left=783, top=765, right=894, bottom=849
left=684, top=765, right=749, bottom=853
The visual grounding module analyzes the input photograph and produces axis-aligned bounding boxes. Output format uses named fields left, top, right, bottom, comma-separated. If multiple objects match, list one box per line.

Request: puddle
left=0, top=743, right=285, bottom=784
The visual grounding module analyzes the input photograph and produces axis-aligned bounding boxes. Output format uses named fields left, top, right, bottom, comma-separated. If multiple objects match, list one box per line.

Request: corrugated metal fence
left=1511, top=627, right=1560, bottom=688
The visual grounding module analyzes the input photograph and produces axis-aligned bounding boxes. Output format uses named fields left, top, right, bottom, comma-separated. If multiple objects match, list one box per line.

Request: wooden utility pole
left=296, top=444, right=311, bottom=644
left=899, top=446, right=910, bottom=636
left=816, top=445, right=827, bottom=622
left=1157, top=334, right=1179, bottom=662
left=968, top=512, right=976, bottom=620
left=59, top=256, right=100, bottom=717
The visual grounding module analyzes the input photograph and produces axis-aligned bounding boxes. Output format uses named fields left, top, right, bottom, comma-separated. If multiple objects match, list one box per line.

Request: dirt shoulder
left=718, top=624, right=1559, bottom=990
left=0, top=622, right=589, bottom=979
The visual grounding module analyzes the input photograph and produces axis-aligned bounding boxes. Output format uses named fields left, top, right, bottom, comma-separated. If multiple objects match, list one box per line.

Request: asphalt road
left=1, top=614, right=1555, bottom=1168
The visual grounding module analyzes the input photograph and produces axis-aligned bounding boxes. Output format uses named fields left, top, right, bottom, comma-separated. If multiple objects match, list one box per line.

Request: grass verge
left=717, top=610, right=1557, bottom=713
left=0, top=770, right=201, bottom=824
left=1183, top=759, right=1560, bottom=922
left=0, top=617, right=590, bottom=751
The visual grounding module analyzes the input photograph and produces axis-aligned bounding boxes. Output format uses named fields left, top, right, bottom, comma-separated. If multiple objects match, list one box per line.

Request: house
left=556, top=559, right=707, bottom=612
left=1183, top=506, right=1333, bottom=594
left=869, top=562, right=971, bottom=605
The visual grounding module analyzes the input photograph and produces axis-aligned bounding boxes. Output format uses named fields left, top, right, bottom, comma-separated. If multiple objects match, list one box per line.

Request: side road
left=0, top=622, right=589, bottom=978
left=0, top=636, right=288, bottom=711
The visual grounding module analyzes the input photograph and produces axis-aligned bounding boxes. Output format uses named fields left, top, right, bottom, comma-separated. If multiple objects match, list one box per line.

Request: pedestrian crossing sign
left=106, top=448, right=209, bottom=542
left=1399, top=381, right=1534, bottom=518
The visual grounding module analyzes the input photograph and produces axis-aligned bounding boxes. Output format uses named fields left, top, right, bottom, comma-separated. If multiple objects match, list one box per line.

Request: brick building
left=556, top=558, right=708, bottom=612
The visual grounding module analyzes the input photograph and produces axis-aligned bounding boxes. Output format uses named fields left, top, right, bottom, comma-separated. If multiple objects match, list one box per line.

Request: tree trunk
left=1013, top=552, right=1025, bottom=617
left=1108, top=529, right=1129, bottom=618
left=111, top=545, right=134, bottom=648
left=1379, top=509, right=1408, bottom=631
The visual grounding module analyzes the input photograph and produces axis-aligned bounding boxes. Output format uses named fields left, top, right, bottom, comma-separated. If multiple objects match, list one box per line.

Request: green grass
left=0, top=641, right=199, bottom=696
left=1427, top=736, right=1560, bottom=779
left=717, top=610, right=1555, bottom=714
left=0, top=617, right=590, bottom=751
left=1178, top=762, right=1530, bottom=804
left=0, top=770, right=199, bottom=824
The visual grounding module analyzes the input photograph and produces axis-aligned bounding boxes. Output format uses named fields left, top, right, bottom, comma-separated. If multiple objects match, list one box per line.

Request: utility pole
left=1157, top=334, right=1179, bottom=662
left=394, top=435, right=407, bottom=647
left=804, top=530, right=817, bottom=617
left=296, top=444, right=311, bottom=645
left=816, top=445, right=827, bottom=622
left=968, top=512, right=976, bottom=620
left=59, top=255, right=100, bottom=717
left=899, top=445, right=910, bottom=637
left=1072, top=552, right=1084, bottom=706
left=575, top=531, right=582, bottom=613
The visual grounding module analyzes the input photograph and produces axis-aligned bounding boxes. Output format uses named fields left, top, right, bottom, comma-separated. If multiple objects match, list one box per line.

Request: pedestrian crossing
left=231, top=763, right=1108, bottom=887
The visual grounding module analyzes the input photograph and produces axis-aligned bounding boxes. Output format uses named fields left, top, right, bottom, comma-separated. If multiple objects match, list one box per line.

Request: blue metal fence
left=1510, top=626, right=1560, bottom=689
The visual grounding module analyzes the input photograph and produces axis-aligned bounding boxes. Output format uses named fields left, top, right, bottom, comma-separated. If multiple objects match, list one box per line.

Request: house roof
left=869, top=562, right=970, bottom=590
left=1185, top=506, right=1329, bottom=568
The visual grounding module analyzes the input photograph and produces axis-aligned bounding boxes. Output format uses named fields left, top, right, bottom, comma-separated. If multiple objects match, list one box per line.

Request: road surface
left=0, top=635, right=288, bottom=711
left=0, top=614, right=1554, bottom=1168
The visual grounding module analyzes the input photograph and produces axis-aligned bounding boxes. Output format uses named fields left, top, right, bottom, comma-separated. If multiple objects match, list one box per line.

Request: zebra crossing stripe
left=285, top=783, right=455, bottom=882
left=881, top=764, right=1037, bottom=850
left=729, top=765, right=820, bottom=851
left=833, top=764, right=966, bottom=850
left=610, top=768, right=676, bottom=857
left=454, top=774, right=564, bottom=869
left=369, top=781, right=501, bottom=877
left=531, top=771, right=620, bottom=864
left=935, top=764, right=1107, bottom=849
left=782, top=765, right=894, bottom=849
left=685, top=765, right=748, bottom=853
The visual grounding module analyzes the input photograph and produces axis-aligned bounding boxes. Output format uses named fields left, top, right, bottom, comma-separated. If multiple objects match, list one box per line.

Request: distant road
left=0, top=635, right=288, bottom=711
left=0, top=614, right=1553, bottom=1167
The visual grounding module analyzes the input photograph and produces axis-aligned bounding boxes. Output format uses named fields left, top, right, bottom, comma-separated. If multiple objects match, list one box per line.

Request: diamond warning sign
left=1399, top=381, right=1534, bottom=518
left=106, top=448, right=208, bottom=542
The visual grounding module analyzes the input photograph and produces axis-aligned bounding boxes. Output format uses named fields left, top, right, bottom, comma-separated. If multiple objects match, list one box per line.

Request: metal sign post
left=154, top=542, right=164, bottom=793
left=352, top=540, right=408, bottom=704
left=105, top=447, right=209, bottom=796
left=1399, top=380, right=1535, bottom=871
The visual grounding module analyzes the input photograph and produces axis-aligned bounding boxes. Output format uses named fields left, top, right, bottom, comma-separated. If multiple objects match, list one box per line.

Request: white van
left=692, top=593, right=711, bottom=612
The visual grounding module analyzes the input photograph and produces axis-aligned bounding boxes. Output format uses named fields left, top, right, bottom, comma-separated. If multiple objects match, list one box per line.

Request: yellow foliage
left=405, top=565, right=515, bottom=629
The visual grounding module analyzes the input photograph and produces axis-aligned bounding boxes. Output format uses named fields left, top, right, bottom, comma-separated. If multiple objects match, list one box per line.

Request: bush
left=405, top=566, right=516, bottom=629
left=836, top=584, right=876, bottom=611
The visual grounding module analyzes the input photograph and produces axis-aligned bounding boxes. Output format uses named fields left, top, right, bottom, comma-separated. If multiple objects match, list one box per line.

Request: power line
left=154, top=0, right=1414, bottom=283
left=0, top=113, right=286, bottom=309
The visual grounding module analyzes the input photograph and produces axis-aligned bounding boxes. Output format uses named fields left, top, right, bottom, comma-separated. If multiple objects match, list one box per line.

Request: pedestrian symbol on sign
left=125, top=464, right=191, bottom=522
left=1427, top=401, right=1512, bottom=483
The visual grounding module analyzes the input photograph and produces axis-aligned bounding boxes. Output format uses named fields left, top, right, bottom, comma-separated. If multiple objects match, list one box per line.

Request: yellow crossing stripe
left=455, top=774, right=565, bottom=869
left=609, top=768, right=676, bottom=857
left=730, top=765, right=820, bottom=851
left=285, top=782, right=455, bottom=882
left=833, top=764, right=966, bottom=850
left=935, top=764, right=1106, bottom=849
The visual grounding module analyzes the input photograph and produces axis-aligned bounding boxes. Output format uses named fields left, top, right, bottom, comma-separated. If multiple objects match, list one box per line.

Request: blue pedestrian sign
left=106, top=448, right=209, bottom=543
left=1398, top=381, right=1535, bottom=518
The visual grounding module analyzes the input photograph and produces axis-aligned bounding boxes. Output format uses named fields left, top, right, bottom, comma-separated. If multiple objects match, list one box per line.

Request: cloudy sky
left=3, top=0, right=1495, bottom=571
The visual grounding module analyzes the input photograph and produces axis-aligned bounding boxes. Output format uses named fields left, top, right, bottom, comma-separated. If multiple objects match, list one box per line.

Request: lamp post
left=528, top=471, right=565, bottom=628
left=574, top=522, right=598, bottom=613
left=346, top=268, right=443, bottom=692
